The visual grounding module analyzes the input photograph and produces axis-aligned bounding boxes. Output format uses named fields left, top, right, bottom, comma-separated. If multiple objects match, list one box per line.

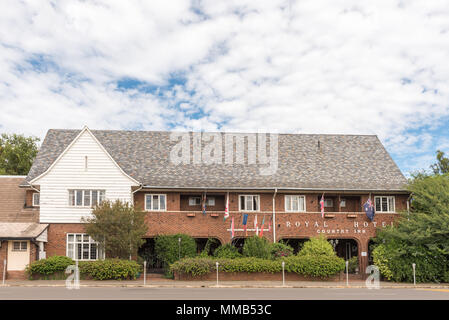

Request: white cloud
left=1, top=0, right=449, bottom=174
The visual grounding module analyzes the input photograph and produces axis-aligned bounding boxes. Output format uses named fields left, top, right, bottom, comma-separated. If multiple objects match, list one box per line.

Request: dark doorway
left=280, top=238, right=308, bottom=254
left=329, top=239, right=358, bottom=260
left=368, top=239, right=376, bottom=265
left=195, top=238, right=221, bottom=255
left=231, top=238, right=246, bottom=254
left=138, top=238, right=163, bottom=273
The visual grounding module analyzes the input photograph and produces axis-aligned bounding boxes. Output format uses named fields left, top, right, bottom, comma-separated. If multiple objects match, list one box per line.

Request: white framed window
left=374, top=196, right=395, bottom=213
left=32, top=193, right=40, bottom=207
left=239, top=195, right=260, bottom=211
left=188, top=196, right=215, bottom=206
left=68, top=190, right=105, bottom=207
left=285, top=195, right=306, bottom=212
left=66, top=234, right=100, bottom=261
left=145, top=194, right=167, bottom=211
left=324, top=199, right=333, bottom=208
left=12, top=241, right=27, bottom=251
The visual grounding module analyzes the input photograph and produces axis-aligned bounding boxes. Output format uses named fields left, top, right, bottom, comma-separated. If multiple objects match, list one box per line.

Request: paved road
left=0, top=286, right=448, bottom=300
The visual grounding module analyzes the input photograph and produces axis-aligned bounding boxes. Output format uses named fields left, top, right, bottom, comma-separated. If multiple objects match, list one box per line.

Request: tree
left=430, top=150, right=449, bottom=175
left=82, top=200, right=148, bottom=259
left=0, top=133, right=40, bottom=175
left=372, top=174, right=449, bottom=282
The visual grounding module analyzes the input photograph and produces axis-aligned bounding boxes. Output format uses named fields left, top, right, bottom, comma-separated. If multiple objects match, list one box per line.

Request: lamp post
left=216, top=262, right=219, bottom=286
left=282, top=261, right=285, bottom=287
left=412, top=263, right=416, bottom=286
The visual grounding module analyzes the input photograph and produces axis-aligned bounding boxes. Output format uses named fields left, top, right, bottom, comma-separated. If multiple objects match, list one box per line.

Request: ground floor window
left=66, top=233, right=100, bottom=260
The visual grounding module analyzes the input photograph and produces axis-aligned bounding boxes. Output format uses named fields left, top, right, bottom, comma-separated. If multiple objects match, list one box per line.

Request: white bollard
left=143, top=261, right=147, bottom=286
left=346, top=260, right=349, bottom=287
left=216, top=262, right=219, bottom=286
left=412, top=263, right=416, bottom=286
left=282, top=261, right=285, bottom=287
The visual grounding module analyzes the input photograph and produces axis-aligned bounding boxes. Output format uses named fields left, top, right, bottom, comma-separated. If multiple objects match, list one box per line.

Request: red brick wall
left=45, top=224, right=86, bottom=257
left=0, top=241, right=6, bottom=280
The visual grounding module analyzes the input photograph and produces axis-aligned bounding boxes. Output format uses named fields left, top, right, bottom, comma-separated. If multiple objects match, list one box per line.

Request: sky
left=1, top=0, right=449, bottom=176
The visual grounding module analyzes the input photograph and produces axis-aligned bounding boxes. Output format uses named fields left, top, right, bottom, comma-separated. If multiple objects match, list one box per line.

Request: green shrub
left=26, top=256, right=74, bottom=277
left=154, top=234, right=197, bottom=277
left=297, top=235, right=335, bottom=257
left=347, top=256, right=359, bottom=274
left=284, top=255, right=345, bottom=278
left=170, top=255, right=345, bottom=278
left=270, top=242, right=294, bottom=259
left=78, top=259, right=141, bottom=280
left=242, top=236, right=271, bottom=259
left=213, top=244, right=242, bottom=259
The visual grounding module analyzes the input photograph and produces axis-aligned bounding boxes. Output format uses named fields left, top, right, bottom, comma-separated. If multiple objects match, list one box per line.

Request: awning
left=0, top=223, right=49, bottom=241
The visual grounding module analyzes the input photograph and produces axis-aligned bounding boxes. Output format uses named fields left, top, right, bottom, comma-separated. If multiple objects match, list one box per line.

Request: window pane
left=99, top=191, right=105, bottom=204
left=254, top=196, right=259, bottom=211
left=160, top=195, right=166, bottom=210
left=388, top=197, right=395, bottom=212
left=21, top=242, right=27, bottom=250
left=382, top=197, right=388, bottom=212
left=69, top=190, right=75, bottom=206
left=13, top=242, right=20, bottom=250
left=153, top=195, right=159, bottom=210
left=76, top=234, right=82, bottom=242
left=299, top=197, right=305, bottom=211
left=246, top=197, right=252, bottom=211
left=240, top=196, right=245, bottom=210
left=33, top=193, right=40, bottom=206
left=76, top=190, right=83, bottom=206
left=92, top=190, right=98, bottom=206
left=82, top=234, right=89, bottom=242
left=84, top=190, right=91, bottom=207
left=90, top=243, right=97, bottom=260
left=146, top=195, right=152, bottom=210
left=77, top=244, right=82, bottom=259
left=83, top=244, right=89, bottom=259
left=292, top=197, right=299, bottom=211
left=375, top=198, right=381, bottom=211
left=285, top=196, right=291, bottom=211
left=68, top=234, right=74, bottom=242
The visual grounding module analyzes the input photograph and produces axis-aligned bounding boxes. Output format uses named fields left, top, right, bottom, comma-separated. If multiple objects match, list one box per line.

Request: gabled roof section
left=25, top=129, right=409, bottom=191
left=27, top=126, right=139, bottom=185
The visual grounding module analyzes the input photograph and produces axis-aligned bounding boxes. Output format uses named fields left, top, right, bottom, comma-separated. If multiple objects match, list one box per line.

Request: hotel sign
left=285, top=220, right=394, bottom=235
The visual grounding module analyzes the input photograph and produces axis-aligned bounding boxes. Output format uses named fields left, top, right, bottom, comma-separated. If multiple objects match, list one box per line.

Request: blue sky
left=1, top=1, right=449, bottom=176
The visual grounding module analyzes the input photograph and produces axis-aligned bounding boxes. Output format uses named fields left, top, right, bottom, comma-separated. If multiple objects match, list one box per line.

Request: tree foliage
left=242, top=236, right=272, bottom=259
left=83, top=200, right=147, bottom=259
left=0, top=133, right=39, bottom=175
left=372, top=172, right=449, bottom=282
left=431, top=150, right=449, bottom=175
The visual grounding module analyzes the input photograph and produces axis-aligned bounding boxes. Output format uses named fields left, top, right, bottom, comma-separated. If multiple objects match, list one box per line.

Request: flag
left=259, top=216, right=265, bottom=237
left=364, top=197, right=375, bottom=221
left=320, top=193, right=325, bottom=218
left=254, top=214, right=258, bottom=236
left=224, top=192, right=230, bottom=221
left=230, top=217, right=235, bottom=239
left=202, top=193, right=207, bottom=215
left=242, top=213, right=248, bottom=236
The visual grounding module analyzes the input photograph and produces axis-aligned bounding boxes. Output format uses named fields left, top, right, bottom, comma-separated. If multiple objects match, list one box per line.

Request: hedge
left=170, top=255, right=345, bottom=278
left=26, top=256, right=141, bottom=280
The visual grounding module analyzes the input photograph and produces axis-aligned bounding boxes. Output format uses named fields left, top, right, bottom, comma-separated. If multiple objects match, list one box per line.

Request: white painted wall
left=34, top=129, right=139, bottom=223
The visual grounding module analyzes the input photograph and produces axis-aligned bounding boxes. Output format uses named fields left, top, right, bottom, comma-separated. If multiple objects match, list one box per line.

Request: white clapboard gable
left=33, top=127, right=140, bottom=223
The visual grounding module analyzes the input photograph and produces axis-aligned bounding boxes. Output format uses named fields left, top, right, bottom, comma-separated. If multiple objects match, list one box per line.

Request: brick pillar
left=358, top=239, right=369, bottom=279
left=0, top=241, right=7, bottom=280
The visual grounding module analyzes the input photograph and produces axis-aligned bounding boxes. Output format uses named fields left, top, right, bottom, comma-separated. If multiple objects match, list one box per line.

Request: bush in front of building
left=213, top=244, right=242, bottom=259
left=26, top=255, right=74, bottom=279
left=154, top=234, right=197, bottom=276
left=284, top=254, right=346, bottom=278
left=78, top=259, right=141, bottom=280
left=270, top=242, right=294, bottom=259
left=242, top=236, right=272, bottom=259
left=297, top=234, right=335, bottom=257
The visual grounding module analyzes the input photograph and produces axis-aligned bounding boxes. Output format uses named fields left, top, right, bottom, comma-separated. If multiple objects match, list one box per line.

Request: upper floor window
left=145, top=194, right=166, bottom=211
left=32, top=193, right=40, bottom=207
left=285, top=195, right=306, bottom=212
left=189, top=196, right=215, bottom=206
left=69, top=190, right=105, bottom=207
left=374, top=196, right=395, bottom=213
left=66, top=234, right=100, bottom=261
left=324, top=199, right=333, bottom=208
left=239, top=195, right=260, bottom=211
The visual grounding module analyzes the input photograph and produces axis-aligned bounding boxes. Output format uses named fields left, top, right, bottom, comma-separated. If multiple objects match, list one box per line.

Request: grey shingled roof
left=24, top=129, right=408, bottom=191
